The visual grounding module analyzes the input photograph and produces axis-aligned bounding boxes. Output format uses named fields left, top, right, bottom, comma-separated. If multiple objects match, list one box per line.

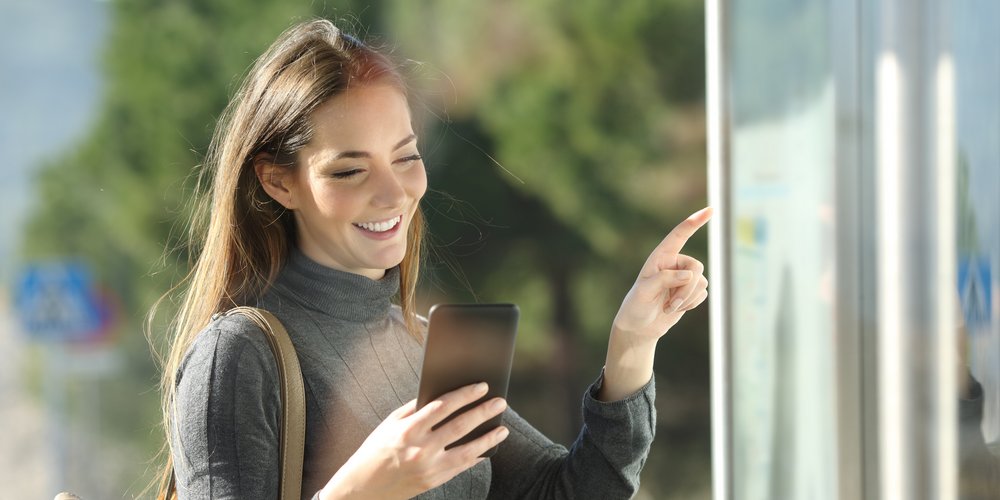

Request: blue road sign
left=958, top=255, right=992, bottom=331
left=12, top=262, right=105, bottom=342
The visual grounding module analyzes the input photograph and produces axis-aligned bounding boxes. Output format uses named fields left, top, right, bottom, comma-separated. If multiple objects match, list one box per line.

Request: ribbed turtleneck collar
left=270, top=249, right=400, bottom=323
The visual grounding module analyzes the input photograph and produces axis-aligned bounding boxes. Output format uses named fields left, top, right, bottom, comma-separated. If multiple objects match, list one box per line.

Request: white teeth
left=354, top=215, right=401, bottom=233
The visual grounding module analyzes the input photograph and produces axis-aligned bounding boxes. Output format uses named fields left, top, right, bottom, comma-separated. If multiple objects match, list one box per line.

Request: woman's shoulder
left=176, top=312, right=278, bottom=386
left=172, top=312, right=282, bottom=460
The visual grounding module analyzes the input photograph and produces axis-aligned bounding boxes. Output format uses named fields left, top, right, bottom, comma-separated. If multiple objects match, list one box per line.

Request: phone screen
left=417, top=303, right=519, bottom=457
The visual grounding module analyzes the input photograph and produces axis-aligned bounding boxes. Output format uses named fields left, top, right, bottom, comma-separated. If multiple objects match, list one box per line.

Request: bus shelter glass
left=727, top=0, right=840, bottom=498
left=953, top=1, right=1000, bottom=496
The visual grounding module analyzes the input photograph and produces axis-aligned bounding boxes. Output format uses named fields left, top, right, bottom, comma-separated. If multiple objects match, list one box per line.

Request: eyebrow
left=332, top=133, right=417, bottom=160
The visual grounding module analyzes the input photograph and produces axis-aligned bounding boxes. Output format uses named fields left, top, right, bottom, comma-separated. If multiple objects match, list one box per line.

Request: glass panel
left=953, top=1, right=1000, bottom=496
left=727, top=0, right=840, bottom=498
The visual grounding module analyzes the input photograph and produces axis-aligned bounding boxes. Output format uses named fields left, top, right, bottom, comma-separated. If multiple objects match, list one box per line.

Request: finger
left=445, top=425, right=510, bottom=464
left=412, top=382, right=489, bottom=430
left=641, top=207, right=713, bottom=277
left=676, top=276, right=707, bottom=310
left=433, top=397, right=507, bottom=448
left=634, top=269, right=694, bottom=302
left=664, top=260, right=705, bottom=312
left=430, top=427, right=509, bottom=487
left=681, top=288, right=709, bottom=312
left=390, top=399, right=419, bottom=419
left=666, top=279, right=702, bottom=313
left=656, top=207, right=712, bottom=257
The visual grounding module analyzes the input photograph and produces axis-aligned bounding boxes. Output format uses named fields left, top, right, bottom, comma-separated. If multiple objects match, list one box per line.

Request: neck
left=268, top=248, right=401, bottom=323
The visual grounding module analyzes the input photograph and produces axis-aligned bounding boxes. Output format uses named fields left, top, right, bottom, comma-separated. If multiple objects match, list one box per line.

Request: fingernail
left=670, top=298, right=685, bottom=312
left=476, top=382, right=488, bottom=393
left=491, top=398, right=507, bottom=412
left=498, top=427, right=509, bottom=439
left=678, top=271, right=692, bottom=281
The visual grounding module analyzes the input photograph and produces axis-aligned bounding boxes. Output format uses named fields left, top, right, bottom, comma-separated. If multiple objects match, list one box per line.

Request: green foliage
left=388, top=0, right=710, bottom=376
left=391, top=0, right=705, bottom=257
left=389, top=3, right=712, bottom=487
left=22, top=0, right=710, bottom=495
left=957, top=152, right=980, bottom=253
left=21, top=0, right=344, bottom=492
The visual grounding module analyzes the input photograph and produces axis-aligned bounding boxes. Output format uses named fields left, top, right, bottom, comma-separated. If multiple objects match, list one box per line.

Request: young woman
left=159, top=19, right=710, bottom=499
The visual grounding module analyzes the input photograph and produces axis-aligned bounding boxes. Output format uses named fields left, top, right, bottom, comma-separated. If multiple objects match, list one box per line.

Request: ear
left=253, top=153, right=298, bottom=210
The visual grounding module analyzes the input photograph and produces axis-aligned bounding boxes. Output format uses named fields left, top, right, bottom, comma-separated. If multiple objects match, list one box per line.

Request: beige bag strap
left=162, top=307, right=306, bottom=500
left=229, top=306, right=306, bottom=500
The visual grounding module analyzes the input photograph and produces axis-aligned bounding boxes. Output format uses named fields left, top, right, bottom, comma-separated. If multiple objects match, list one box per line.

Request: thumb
left=635, top=269, right=694, bottom=302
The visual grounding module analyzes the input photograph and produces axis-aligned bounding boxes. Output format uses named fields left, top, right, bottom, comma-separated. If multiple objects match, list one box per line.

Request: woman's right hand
left=318, top=382, right=509, bottom=500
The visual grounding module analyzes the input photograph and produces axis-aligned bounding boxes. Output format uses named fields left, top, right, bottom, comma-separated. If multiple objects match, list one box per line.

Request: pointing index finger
left=657, top=207, right=713, bottom=257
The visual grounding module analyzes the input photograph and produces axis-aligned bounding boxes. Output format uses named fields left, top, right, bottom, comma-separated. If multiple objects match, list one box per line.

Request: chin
left=387, top=255, right=407, bottom=269
left=372, top=252, right=406, bottom=271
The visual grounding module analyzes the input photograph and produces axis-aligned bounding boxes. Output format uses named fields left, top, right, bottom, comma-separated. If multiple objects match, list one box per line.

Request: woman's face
left=284, top=84, right=427, bottom=280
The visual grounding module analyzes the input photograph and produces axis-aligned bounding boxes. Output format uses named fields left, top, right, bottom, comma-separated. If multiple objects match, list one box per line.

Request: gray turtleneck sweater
left=170, top=251, right=656, bottom=499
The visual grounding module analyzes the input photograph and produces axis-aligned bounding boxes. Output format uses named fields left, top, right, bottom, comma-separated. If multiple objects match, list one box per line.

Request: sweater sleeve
left=170, top=314, right=282, bottom=499
left=486, top=371, right=656, bottom=499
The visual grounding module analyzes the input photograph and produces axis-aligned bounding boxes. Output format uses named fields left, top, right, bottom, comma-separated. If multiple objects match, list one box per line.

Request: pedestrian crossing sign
left=13, top=262, right=106, bottom=342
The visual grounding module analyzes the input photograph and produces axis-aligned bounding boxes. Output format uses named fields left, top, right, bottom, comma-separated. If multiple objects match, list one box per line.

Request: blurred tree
left=388, top=0, right=708, bottom=448
left=957, top=153, right=979, bottom=253
left=20, top=0, right=386, bottom=492
left=22, top=0, right=709, bottom=497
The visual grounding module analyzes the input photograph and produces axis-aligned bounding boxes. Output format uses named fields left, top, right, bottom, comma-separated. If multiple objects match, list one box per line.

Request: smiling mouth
left=352, top=215, right=402, bottom=233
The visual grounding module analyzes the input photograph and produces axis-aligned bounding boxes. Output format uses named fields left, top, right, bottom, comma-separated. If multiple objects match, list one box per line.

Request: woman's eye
left=331, top=169, right=362, bottom=179
left=396, top=154, right=422, bottom=164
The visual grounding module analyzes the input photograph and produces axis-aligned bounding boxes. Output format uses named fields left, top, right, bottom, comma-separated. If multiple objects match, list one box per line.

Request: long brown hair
left=150, top=19, right=425, bottom=497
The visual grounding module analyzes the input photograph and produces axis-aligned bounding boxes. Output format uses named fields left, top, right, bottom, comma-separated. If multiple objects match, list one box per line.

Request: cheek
left=405, top=166, right=428, bottom=201
left=313, top=185, right=364, bottom=222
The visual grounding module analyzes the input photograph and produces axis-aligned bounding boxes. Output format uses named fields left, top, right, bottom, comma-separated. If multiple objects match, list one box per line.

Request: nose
left=370, top=164, right=407, bottom=209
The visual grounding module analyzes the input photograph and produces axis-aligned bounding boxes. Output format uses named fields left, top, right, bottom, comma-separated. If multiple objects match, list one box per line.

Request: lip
left=353, top=214, right=403, bottom=241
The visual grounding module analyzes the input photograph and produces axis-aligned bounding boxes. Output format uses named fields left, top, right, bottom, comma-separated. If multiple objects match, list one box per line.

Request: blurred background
left=0, top=0, right=709, bottom=498
left=7, top=1, right=999, bottom=499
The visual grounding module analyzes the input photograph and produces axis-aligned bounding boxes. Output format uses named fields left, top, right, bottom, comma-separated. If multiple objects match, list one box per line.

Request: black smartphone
left=417, top=303, right=519, bottom=457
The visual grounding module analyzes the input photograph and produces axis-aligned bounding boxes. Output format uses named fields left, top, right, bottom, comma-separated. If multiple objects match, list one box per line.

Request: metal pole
left=874, top=0, right=957, bottom=497
left=832, top=0, right=867, bottom=496
left=706, top=0, right=732, bottom=498
left=46, top=344, right=69, bottom=496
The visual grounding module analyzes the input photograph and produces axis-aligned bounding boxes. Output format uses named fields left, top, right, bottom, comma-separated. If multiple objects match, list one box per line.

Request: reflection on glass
left=728, top=0, right=839, bottom=498
left=953, top=0, right=1000, bottom=496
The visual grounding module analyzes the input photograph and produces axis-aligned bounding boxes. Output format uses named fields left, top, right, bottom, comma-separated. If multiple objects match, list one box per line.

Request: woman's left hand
left=612, top=207, right=712, bottom=341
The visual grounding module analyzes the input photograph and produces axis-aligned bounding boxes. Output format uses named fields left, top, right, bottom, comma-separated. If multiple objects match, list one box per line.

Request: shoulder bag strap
left=228, top=306, right=307, bottom=500
left=162, top=307, right=306, bottom=500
